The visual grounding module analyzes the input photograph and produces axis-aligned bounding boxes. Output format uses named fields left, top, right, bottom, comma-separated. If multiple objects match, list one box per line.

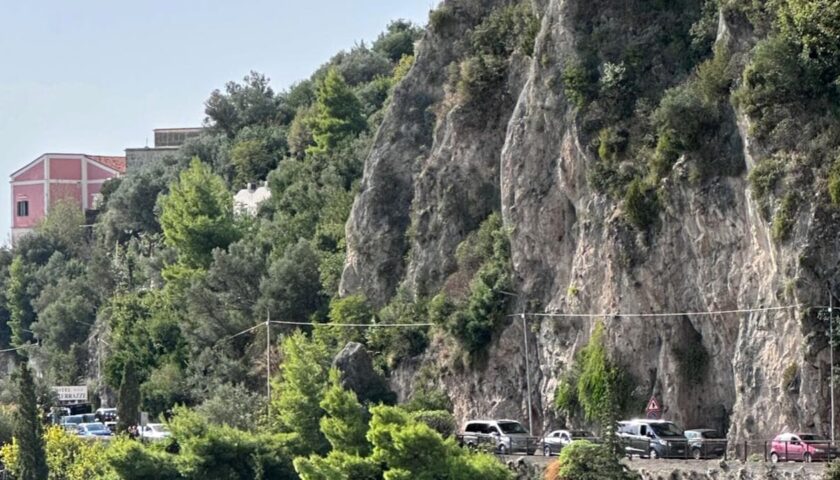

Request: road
left=502, top=455, right=827, bottom=478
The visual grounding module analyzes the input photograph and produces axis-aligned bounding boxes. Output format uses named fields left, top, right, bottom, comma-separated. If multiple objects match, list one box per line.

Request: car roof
left=623, top=419, right=675, bottom=424
left=466, top=419, right=521, bottom=424
left=685, top=429, right=717, bottom=432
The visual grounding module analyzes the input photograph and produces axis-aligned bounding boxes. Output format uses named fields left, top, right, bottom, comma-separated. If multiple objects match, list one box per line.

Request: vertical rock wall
left=341, top=0, right=840, bottom=444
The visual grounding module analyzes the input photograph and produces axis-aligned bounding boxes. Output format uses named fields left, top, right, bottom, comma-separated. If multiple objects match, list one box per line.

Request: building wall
left=11, top=183, right=45, bottom=229
left=50, top=157, right=82, bottom=180
left=50, top=182, right=83, bottom=206
left=10, top=154, right=124, bottom=244
left=87, top=162, right=114, bottom=181
left=14, top=161, right=43, bottom=181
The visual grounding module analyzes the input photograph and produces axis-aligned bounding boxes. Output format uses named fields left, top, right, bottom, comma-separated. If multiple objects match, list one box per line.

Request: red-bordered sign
left=646, top=396, right=662, bottom=419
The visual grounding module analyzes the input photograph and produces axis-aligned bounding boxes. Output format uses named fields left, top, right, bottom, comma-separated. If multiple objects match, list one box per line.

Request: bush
left=554, top=321, right=636, bottom=422
left=735, top=35, right=818, bottom=138
left=366, top=290, right=430, bottom=369
left=651, top=81, right=719, bottom=178
left=555, top=441, right=639, bottom=480
left=829, top=158, right=840, bottom=206
left=748, top=155, right=786, bottom=216
left=456, top=54, right=508, bottom=109
left=776, top=0, right=840, bottom=74
left=411, top=410, right=457, bottom=437
left=435, top=214, right=513, bottom=354
left=825, top=460, right=840, bottom=480
left=623, top=179, right=659, bottom=230
left=430, top=4, right=457, bottom=33
left=563, top=61, right=598, bottom=107
left=403, top=388, right=453, bottom=413
left=771, top=192, right=798, bottom=241
left=782, top=364, right=800, bottom=393
left=597, top=127, right=627, bottom=162
left=553, top=375, right=579, bottom=417
left=470, top=2, right=540, bottom=57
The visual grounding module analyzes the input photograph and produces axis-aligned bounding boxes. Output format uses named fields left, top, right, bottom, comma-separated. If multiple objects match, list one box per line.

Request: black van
left=617, top=420, right=688, bottom=459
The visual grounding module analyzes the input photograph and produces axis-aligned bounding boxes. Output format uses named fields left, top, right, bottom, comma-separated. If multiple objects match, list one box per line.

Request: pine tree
left=308, top=68, right=366, bottom=154
left=117, top=360, right=141, bottom=433
left=13, top=362, right=48, bottom=480
left=6, top=257, right=34, bottom=348
left=158, top=158, right=239, bottom=269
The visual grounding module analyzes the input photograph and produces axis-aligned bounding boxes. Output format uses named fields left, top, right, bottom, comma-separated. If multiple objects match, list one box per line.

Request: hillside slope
left=341, top=0, right=840, bottom=442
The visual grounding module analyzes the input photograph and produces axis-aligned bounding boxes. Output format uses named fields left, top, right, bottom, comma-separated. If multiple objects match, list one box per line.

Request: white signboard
left=53, top=386, right=88, bottom=403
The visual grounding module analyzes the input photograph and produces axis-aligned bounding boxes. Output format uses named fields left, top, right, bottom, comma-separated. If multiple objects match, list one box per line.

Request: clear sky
left=0, top=0, right=435, bottom=245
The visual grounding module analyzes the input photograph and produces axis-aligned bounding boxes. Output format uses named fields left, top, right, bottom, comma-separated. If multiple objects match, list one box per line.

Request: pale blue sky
left=0, top=0, right=434, bottom=245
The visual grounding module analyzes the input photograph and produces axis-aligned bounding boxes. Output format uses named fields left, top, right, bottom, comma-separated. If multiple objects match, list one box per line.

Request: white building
left=234, top=182, right=272, bottom=216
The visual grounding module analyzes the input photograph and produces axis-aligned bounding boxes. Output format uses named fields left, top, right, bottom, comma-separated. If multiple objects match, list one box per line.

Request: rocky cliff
left=341, top=0, right=840, bottom=444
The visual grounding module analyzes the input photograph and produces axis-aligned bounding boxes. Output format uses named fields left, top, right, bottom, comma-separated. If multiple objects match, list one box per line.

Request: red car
left=769, top=433, right=837, bottom=462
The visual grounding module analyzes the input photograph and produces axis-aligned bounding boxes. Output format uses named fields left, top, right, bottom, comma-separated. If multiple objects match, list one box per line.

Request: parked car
left=770, top=433, right=837, bottom=463
left=139, top=423, right=171, bottom=440
left=94, top=407, right=117, bottom=423
left=60, top=414, right=89, bottom=429
left=104, top=422, right=117, bottom=433
left=617, top=419, right=688, bottom=459
left=684, top=429, right=726, bottom=459
left=76, top=422, right=113, bottom=438
left=541, top=429, right=597, bottom=456
left=459, top=420, right=538, bottom=455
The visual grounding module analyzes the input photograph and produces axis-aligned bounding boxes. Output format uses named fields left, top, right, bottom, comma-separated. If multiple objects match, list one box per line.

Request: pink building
left=10, top=153, right=126, bottom=244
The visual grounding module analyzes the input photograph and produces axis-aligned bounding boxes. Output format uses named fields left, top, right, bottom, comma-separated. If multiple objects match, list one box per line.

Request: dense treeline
left=0, top=15, right=525, bottom=479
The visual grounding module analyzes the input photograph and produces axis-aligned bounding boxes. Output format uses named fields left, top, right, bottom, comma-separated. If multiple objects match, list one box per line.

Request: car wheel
left=498, top=444, right=507, bottom=455
left=804, top=452, right=812, bottom=463
left=544, top=445, right=551, bottom=456
left=692, top=448, right=702, bottom=460
left=770, top=452, right=779, bottom=463
left=649, top=448, right=659, bottom=460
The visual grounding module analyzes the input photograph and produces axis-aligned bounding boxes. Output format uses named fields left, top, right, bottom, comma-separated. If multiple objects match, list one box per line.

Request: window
left=498, top=422, right=528, bottom=434
left=16, top=200, right=28, bottom=217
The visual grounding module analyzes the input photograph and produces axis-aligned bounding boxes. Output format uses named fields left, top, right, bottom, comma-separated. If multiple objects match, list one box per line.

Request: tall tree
left=319, top=369, right=369, bottom=456
left=117, top=361, right=141, bottom=433
left=271, top=332, right=331, bottom=455
left=159, top=158, right=239, bottom=269
left=6, top=256, right=35, bottom=349
left=308, top=69, right=366, bottom=154
left=13, top=362, right=48, bottom=480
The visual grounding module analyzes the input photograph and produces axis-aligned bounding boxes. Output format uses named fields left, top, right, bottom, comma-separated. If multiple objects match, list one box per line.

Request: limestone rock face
left=341, top=0, right=840, bottom=445
left=333, top=342, right=393, bottom=404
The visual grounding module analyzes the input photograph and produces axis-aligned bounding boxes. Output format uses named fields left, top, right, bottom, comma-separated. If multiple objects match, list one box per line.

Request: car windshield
left=150, top=425, right=169, bottom=433
left=650, top=423, right=683, bottom=437
left=498, top=422, right=528, bottom=434
left=84, top=424, right=107, bottom=433
left=800, top=434, right=827, bottom=442
left=571, top=431, right=594, bottom=438
left=701, top=431, right=723, bottom=439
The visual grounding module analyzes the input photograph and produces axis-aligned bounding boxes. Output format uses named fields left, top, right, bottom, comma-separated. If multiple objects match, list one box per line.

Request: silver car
left=459, top=419, right=538, bottom=455
left=542, top=429, right=597, bottom=456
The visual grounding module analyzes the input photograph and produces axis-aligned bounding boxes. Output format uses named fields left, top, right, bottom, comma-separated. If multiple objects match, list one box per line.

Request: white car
left=542, top=429, right=597, bottom=456
left=139, top=423, right=171, bottom=440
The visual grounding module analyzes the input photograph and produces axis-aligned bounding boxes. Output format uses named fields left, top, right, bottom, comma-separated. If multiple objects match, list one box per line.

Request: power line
left=511, top=304, right=802, bottom=319
left=269, top=320, right=433, bottom=328
left=0, top=343, right=39, bottom=354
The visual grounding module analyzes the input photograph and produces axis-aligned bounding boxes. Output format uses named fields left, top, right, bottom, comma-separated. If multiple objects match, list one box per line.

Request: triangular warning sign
left=646, top=396, right=661, bottom=412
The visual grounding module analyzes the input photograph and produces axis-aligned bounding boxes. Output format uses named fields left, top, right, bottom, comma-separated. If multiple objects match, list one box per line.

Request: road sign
left=53, top=386, right=87, bottom=403
left=645, top=395, right=662, bottom=419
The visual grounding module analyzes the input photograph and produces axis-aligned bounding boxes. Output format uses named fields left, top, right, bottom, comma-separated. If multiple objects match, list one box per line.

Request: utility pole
left=831, top=287, right=835, bottom=447
left=266, top=309, right=271, bottom=417
left=522, top=313, right=533, bottom=435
